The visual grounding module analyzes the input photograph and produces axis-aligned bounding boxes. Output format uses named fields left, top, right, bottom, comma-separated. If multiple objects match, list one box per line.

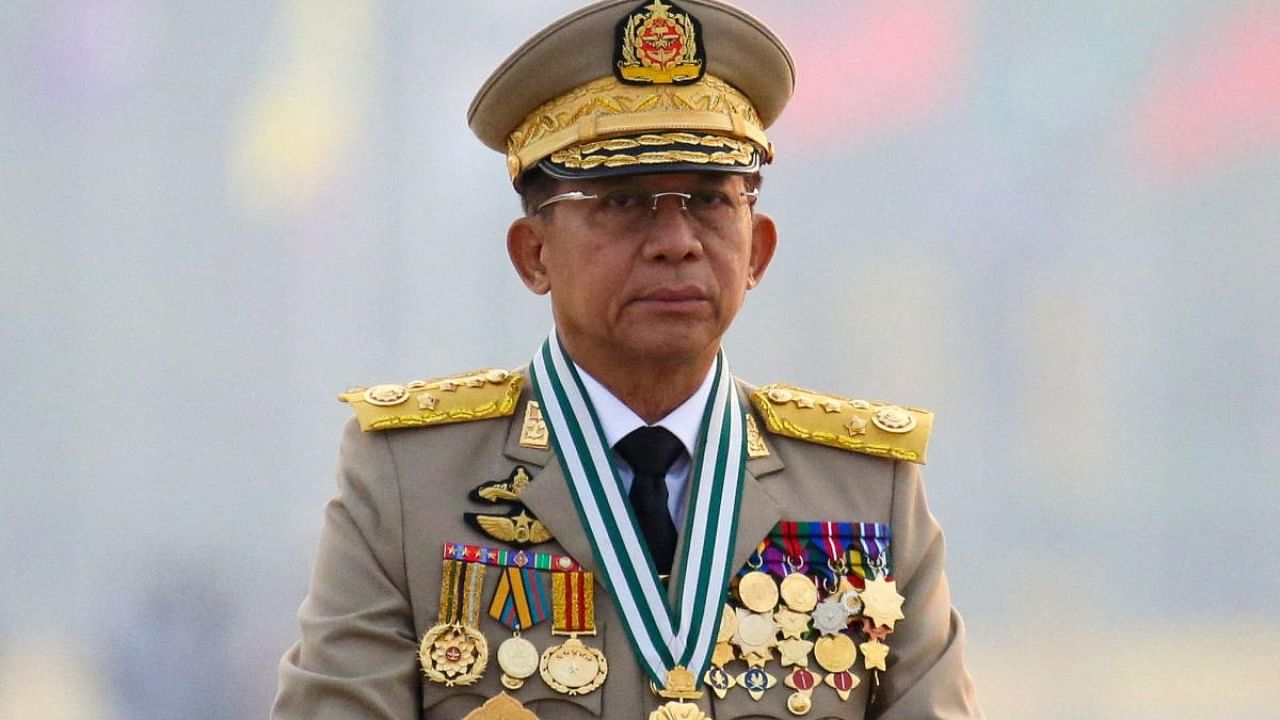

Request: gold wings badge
left=465, top=508, right=554, bottom=547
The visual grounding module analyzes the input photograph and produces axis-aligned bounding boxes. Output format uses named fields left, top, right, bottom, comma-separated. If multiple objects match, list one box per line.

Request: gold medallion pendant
left=497, top=633, right=539, bottom=690
left=649, top=666, right=710, bottom=720
left=540, top=570, right=608, bottom=695
left=421, top=559, right=489, bottom=686
left=419, top=623, right=488, bottom=687
left=540, top=636, right=608, bottom=695
left=487, top=565, right=554, bottom=690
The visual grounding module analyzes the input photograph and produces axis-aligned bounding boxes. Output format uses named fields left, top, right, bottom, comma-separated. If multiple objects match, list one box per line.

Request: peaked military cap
left=469, top=0, right=795, bottom=186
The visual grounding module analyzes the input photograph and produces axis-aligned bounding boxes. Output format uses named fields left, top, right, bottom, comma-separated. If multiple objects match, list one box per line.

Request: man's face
left=508, top=172, right=777, bottom=375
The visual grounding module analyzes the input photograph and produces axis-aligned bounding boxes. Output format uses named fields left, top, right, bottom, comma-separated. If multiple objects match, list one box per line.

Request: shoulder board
left=339, top=369, right=522, bottom=432
left=750, top=383, right=933, bottom=464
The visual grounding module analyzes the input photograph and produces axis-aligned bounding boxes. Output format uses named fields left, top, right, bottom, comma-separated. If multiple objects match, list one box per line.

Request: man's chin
left=617, top=329, right=723, bottom=367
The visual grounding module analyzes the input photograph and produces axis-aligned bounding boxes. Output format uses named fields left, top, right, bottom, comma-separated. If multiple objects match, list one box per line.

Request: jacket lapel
left=669, top=382, right=788, bottom=588
left=519, top=455, right=600, bottom=576
left=502, top=387, right=600, bottom=575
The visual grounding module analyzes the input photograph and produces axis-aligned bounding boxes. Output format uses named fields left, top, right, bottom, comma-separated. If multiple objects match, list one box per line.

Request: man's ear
left=507, top=216, right=551, bottom=295
left=746, top=212, right=778, bottom=289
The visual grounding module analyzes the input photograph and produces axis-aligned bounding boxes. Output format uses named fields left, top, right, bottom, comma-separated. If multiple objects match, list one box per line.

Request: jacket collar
left=507, top=376, right=786, bottom=580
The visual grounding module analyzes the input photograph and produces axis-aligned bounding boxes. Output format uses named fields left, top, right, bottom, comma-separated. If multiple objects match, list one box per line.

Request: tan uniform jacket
left=274, top=378, right=983, bottom=719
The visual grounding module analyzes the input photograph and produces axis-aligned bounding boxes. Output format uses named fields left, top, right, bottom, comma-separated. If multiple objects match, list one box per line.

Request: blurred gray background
left=3, top=1, right=1278, bottom=718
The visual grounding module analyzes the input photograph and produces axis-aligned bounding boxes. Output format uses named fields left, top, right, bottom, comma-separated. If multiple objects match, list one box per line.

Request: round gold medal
left=735, top=611, right=779, bottom=649
left=813, top=633, right=857, bottom=673
left=497, top=635, right=539, bottom=689
left=539, top=636, right=608, bottom=695
left=779, top=573, right=818, bottom=612
left=786, top=691, right=812, bottom=715
left=738, top=571, right=779, bottom=612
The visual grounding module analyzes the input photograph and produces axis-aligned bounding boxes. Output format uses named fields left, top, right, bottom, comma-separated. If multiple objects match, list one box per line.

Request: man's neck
left=571, top=355, right=716, bottom=424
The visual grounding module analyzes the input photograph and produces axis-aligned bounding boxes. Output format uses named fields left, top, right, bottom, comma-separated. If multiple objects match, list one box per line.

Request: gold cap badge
left=614, top=0, right=705, bottom=85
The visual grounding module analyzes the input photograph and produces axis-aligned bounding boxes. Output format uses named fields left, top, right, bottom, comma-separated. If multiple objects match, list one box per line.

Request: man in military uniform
left=273, top=1, right=982, bottom=718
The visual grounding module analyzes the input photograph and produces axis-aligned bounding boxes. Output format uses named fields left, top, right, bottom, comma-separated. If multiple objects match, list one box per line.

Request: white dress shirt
left=573, top=362, right=716, bottom=525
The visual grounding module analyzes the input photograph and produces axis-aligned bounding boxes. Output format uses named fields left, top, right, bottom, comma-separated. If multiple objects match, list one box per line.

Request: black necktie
left=614, top=426, right=684, bottom=576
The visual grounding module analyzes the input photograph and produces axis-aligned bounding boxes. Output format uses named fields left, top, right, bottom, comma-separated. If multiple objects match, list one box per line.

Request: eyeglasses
left=534, top=187, right=760, bottom=229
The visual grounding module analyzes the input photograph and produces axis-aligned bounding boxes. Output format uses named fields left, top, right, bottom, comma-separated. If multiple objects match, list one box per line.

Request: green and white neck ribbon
left=529, top=330, right=747, bottom=689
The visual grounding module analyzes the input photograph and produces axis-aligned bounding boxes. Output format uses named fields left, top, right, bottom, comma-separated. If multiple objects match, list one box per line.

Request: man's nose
left=642, top=196, right=703, bottom=261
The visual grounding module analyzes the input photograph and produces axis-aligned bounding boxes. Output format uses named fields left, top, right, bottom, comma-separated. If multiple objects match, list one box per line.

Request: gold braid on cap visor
left=504, top=74, right=773, bottom=180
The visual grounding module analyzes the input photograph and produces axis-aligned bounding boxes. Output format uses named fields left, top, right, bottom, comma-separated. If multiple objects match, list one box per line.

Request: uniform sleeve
left=272, top=419, right=422, bottom=720
left=871, top=461, right=984, bottom=720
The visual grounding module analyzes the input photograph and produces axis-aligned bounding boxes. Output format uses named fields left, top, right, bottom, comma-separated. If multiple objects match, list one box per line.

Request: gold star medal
left=773, top=606, right=811, bottom=640
left=732, top=607, right=779, bottom=666
left=539, top=571, right=608, bottom=695
left=860, top=638, right=890, bottom=672
left=860, top=575, right=905, bottom=630
left=419, top=559, right=488, bottom=687
left=777, top=637, right=814, bottom=668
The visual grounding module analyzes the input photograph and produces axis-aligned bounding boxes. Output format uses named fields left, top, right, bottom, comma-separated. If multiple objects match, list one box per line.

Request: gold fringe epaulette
left=750, top=384, right=933, bottom=464
left=339, top=369, right=522, bottom=432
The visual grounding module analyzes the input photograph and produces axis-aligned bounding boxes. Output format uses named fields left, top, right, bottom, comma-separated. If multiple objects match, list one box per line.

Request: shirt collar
left=573, top=361, right=716, bottom=458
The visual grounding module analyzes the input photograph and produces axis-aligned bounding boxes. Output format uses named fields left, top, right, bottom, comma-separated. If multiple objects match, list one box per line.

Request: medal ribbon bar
left=551, top=571, right=597, bottom=635
left=490, top=566, right=550, bottom=632
left=444, top=542, right=582, bottom=573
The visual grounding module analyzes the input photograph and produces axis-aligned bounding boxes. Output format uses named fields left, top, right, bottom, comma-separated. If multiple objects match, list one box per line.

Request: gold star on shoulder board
left=861, top=576, right=905, bottom=630
left=844, top=415, right=867, bottom=436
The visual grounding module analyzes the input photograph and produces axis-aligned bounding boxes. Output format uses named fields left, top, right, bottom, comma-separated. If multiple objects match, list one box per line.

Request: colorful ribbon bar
left=489, top=566, right=551, bottom=631
left=438, top=558, right=486, bottom=626
left=443, top=542, right=582, bottom=573
left=551, top=571, right=597, bottom=635
left=750, top=521, right=894, bottom=583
